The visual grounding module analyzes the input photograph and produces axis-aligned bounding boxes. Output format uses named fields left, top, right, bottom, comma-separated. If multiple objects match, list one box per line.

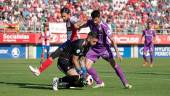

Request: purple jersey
left=86, top=20, right=112, bottom=52
left=143, top=29, right=156, bottom=46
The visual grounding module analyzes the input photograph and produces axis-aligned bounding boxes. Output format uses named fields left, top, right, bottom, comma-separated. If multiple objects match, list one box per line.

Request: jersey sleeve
left=72, top=40, right=84, bottom=56
left=102, top=23, right=112, bottom=38
left=80, top=19, right=91, bottom=28
left=73, top=47, right=83, bottom=56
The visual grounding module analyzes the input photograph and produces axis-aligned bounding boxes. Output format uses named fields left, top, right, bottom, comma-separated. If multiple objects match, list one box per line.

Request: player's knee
left=47, top=57, right=53, bottom=61
left=50, top=49, right=61, bottom=59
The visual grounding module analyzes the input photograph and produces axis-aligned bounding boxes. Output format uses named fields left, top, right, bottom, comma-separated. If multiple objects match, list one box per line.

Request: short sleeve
left=73, top=48, right=83, bottom=56
left=101, top=23, right=112, bottom=38
left=72, top=40, right=84, bottom=56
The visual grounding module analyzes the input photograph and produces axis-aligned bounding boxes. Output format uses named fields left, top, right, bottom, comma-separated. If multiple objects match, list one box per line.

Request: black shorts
left=57, top=58, right=74, bottom=74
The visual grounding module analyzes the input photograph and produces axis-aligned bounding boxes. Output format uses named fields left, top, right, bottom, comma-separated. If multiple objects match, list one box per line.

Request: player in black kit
left=52, top=31, right=98, bottom=90
left=28, top=31, right=98, bottom=91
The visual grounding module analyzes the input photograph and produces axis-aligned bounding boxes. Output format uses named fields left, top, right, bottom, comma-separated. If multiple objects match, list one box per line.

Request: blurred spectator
left=0, top=0, right=169, bottom=34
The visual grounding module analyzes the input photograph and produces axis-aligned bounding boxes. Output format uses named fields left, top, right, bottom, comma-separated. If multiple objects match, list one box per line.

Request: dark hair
left=91, top=10, right=100, bottom=19
left=88, top=31, right=98, bottom=39
left=60, top=7, right=70, bottom=14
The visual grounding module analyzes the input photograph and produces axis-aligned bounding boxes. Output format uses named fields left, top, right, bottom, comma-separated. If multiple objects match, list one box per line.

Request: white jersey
left=41, top=31, right=51, bottom=46
left=66, top=16, right=79, bottom=41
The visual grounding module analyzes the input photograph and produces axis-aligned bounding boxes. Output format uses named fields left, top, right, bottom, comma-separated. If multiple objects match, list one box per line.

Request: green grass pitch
left=0, top=58, right=170, bottom=96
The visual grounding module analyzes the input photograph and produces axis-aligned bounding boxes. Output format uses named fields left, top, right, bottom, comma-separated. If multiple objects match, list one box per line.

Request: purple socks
left=87, top=67, right=103, bottom=84
left=114, top=64, right=128, bottom=86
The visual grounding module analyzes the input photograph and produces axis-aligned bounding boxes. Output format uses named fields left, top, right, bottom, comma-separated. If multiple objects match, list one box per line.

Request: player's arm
left=109, top=37, right=122, bottom=61
left=140, top=30, right=145, bottom=43
left=72, top=41, right=87, bottom=75
left=72, top=45, right=82, bottom=72
left=72, top=55, right=81, bottom=70
left=74, top=20, right=88, bottom=29
left=105, top=27, right=122, bottom=61
left=153, top=30, right=156, bottom=44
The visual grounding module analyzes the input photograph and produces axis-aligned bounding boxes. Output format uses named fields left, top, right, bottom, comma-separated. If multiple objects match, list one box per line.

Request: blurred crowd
left=0, top=0, right=170, bottom=34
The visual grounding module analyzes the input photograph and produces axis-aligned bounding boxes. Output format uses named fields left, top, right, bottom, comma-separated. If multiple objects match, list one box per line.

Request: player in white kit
left=40, top=24, right=51, bottom=64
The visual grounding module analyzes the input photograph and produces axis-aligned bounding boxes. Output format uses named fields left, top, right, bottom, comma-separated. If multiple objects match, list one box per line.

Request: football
left=86, top=75, right=94, bottom=86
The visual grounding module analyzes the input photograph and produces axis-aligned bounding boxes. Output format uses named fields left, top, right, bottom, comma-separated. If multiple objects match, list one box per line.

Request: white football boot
left=29, top=65, right=40, bottom=76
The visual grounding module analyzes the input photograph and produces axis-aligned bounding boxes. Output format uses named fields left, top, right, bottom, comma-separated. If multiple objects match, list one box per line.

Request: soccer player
left=141, top=22, right=156, bottom=67
left=29, top=32, right=99, bottom=91
left=39, top=23, right=51, bottom=64
left=42, top=7, right=81, bottom=63
left=77, top=10, right=132, bottom=88
left=32, top=7, right=84, bottom=72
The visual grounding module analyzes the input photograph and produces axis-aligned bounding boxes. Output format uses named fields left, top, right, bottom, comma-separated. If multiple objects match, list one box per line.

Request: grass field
left=0, top=58, right=170, bottom=96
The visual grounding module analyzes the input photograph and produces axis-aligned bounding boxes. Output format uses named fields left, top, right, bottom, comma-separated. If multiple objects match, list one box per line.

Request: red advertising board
left=113, top=34, right=170, bottom=45
left=0, top=33, right=170, bottom=44
left=0, top=33, right=39, bottom=44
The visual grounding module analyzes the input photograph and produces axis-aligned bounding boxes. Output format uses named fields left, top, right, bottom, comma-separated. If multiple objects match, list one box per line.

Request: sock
left=150, top=52, right=154, bottom=64
left=114, top=64, right=128, bottom=86
left=39, top=58, right=53, bottom=73
left=143, top=53, right=148, bottom=63
left=87, top=67, right=102, bottom=84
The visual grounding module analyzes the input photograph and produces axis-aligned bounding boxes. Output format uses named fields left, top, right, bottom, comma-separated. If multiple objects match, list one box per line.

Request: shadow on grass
left=0, top=82, right=52, bottom=90
left=0, top=81, right=84, bottom=91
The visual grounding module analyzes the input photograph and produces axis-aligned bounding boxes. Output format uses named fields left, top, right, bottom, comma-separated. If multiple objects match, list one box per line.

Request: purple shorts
left=86, top=47, right=114, bottom=62
left=143, top=44, right=154, bottom=53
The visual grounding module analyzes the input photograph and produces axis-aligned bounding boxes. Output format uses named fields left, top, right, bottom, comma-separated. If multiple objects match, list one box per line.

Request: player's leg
left=62, top=69, right=84, bottom=87
left=29, top=48, right=62, bottom=76
left=102, top=48, right=132, bottom=89
left=149, top=45, right=154, bottom=67
left=46, top=45, right=50, bottom=58
left=53, top=59, right=85, bottom=90
left=85, top=49, right=104, bottom=88
left=143, top=46, right=149, bottom=67
left=41, top=45, right=45, bottom=64
left=107, top=58, right=132, bottom=88
left=53, top=69, right=81, bottom=91
left=29, top=40, right=71, bottom=75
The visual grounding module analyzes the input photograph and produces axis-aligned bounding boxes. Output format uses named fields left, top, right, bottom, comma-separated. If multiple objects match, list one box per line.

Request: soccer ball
left=86, top=75, right=93, bottom=86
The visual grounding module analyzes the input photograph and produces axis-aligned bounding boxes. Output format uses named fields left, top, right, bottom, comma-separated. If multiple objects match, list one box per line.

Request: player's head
left=87, top=31, right=98, bottom=46
left=61, top=7, right=71, bottom=22
left=147, top=22, right=153, bottom=29
left=91, top=10, right=101, bottom=25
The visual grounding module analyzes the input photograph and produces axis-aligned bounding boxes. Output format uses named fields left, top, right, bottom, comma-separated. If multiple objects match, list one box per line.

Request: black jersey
left=59, top=39, right=90, bottom=60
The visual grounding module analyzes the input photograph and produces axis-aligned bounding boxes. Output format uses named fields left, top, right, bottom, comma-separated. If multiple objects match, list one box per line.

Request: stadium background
left=0, top=0, right=169, bottom=59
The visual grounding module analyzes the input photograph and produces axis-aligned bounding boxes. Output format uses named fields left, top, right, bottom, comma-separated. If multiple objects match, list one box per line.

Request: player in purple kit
left=78, top=10, right=132, bottom=88
left=141, top=22, right=156, bottom=67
